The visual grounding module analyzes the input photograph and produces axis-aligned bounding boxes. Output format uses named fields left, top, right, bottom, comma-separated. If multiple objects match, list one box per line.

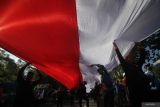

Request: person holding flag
left=14, top=63, right=42, bottom=107
left=113, top=41, right=150, bottom=107
left=90, top=64, right=114, bottom=107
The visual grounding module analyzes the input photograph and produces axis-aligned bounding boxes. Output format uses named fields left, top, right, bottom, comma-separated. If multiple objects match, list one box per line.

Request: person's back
left=101, top=69, right=114, bottom=107
left=14, top=63, right=41, bottom=107
left=77, top=81, right=89, bottom=107
left=16, top=78, right=35, bottom=107
left=91, top=64, right=114, bottom=107
left=57, top=88, right=64, bottom=107
left=124, top=62, right=150, bottom=105
left=113, top=41, right=150, bottom=107
left=93, top=82, right=101, bottom=102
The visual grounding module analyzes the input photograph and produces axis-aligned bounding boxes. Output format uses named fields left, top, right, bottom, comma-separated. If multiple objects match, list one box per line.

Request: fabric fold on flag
left=0, top=0, right=81, bottom=89
left=0, top=0, right=160, bottom=90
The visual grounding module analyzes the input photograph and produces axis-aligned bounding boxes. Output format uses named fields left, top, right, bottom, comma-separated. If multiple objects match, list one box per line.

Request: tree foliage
left=0, top=49, right=18, bottom=83
left=0, top=48, right=65, bottom=89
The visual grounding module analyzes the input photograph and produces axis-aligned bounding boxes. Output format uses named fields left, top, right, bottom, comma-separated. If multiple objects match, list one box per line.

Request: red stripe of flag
left=0, top=0, right=81, bottom=89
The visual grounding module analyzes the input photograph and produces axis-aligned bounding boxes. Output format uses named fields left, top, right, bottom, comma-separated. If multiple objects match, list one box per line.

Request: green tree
left=0, top=49, right=18, bottom=83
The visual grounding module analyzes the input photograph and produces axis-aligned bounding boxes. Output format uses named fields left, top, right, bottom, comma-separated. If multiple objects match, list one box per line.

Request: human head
left=26, top=71, right=34, bottom=81
left=97, top=64, right=107, bottom=75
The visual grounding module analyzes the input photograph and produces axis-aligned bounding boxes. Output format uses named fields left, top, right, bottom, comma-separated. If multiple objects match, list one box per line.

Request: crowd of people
left=0, top=41, right=160, bottom=107
left=113, top=41, right=160, bottom=107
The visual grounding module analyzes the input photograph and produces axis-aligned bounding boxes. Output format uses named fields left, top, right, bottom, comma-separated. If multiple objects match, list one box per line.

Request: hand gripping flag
left=0, top=0, right=160, bottom=90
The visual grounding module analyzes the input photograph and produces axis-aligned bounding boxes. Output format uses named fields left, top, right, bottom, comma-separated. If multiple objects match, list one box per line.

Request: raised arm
left=89, top=64, right=107, bottom=75
left=90, top=64, right=106, bottom=69
left=113, top=41, right=125, bottom=64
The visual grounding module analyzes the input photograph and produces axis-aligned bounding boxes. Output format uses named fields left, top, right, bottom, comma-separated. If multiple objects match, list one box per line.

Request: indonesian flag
left=0, top=0, right=160, bottom=89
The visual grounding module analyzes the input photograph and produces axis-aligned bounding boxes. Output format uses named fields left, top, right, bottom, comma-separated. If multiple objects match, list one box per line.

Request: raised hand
left=113, top=40, right=118, bottom=49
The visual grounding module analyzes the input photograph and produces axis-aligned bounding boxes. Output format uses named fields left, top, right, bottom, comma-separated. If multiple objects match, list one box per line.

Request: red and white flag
left=0, top=0, right=160, bottom=89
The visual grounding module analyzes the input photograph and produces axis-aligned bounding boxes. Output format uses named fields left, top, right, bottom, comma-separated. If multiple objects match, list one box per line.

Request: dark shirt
left=102, top=71, right=113, bottom=90
left=77, top=84, right=86, bottom=98
left=96, top=64, right=113, bottom=90
left=14, top=65, right=40, bottom=107
left=115, top=47, right=150, bottom=103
